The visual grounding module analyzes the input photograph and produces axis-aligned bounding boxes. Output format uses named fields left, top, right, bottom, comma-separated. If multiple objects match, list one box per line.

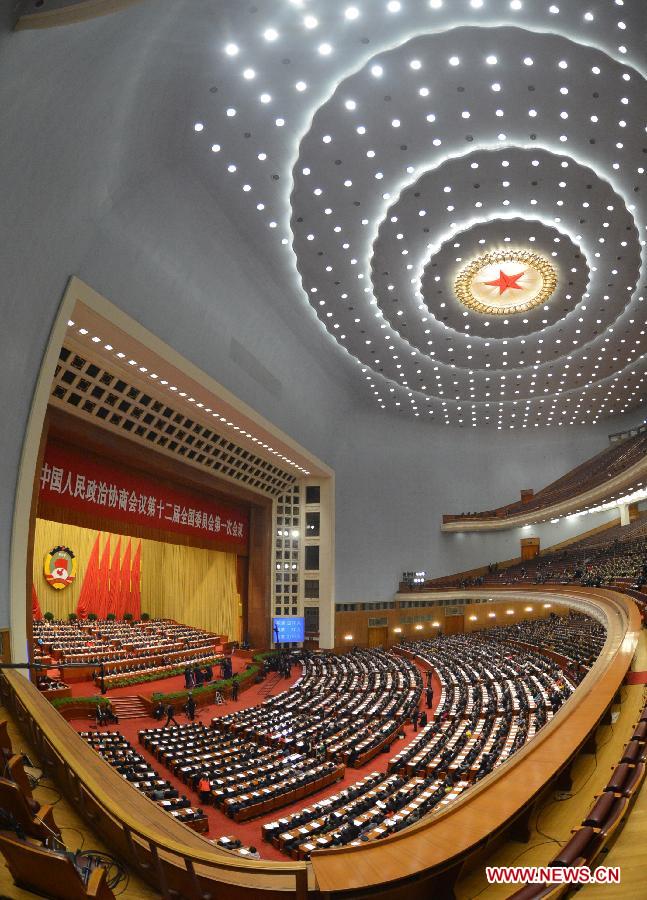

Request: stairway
left=109, top=696, right=149, bottom=720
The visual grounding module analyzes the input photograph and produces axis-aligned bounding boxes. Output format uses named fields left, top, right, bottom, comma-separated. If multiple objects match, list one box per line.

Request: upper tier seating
left=420, top=513, right=647, bottom=596
left=443, top=431, right=647, bottom=523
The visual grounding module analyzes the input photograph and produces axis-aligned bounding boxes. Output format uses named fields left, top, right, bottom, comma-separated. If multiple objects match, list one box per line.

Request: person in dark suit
left=184, top=693, right=196, bottom=721
left=164, top=704, right=179, bottom=727
left=419, top=710, right=428, bottom=728
left=426, top=686, right=433, bottom=708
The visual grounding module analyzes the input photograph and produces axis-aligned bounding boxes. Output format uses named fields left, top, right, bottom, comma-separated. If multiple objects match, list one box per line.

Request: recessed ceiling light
left=224, top=43, right=239, bottom=57
left=193, top=122, right=204, bottom=132
left=295, top=80, right=307, bottom=91
left=371, top=64, right=383, bottom=77
left=263, top=28, right=278, bottom=41
left=318, top=42, right=333, bottom=55
left=303, top=14, right=318, bottom=28
left=345, top=6, right=360, bottom=19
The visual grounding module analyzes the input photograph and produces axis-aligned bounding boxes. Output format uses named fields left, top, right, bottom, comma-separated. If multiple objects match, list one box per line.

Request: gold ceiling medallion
left=454, top=249, right=557, bottom=316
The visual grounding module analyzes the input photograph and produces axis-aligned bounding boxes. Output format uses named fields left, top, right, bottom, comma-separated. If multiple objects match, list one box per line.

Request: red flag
left=97, top=537, right=111, bottom=619
left=76, top=534, right=100, bottom=619
left=107, top=538, right=121, bottom=617
left=118, top=541, right=131, bottom=619
left=32, top=583, right=42, bottom=621
left=131, top=542, right=142, bottom=620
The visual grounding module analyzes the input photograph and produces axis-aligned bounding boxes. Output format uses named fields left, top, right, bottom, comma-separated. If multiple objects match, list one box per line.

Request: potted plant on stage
left=107, top=613, right=116, bottom=622
left=124, top=612, right=134, bottom=624
left=68, top=612, right=78, bottom=623
left=43, top=611, right=54, bottom=623
left=88, top=613, right=98, bottom=622
left=141, top=612, right=150, bottom=622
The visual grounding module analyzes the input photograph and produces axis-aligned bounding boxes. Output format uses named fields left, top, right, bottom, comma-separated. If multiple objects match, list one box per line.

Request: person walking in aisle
left=184, top=692, right=196, bottom=721
left=164, top=703, right=179, bottom=727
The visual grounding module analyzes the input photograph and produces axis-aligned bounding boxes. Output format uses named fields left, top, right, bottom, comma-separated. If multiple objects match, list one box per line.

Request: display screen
left=272, top=616, right=305, bottom=643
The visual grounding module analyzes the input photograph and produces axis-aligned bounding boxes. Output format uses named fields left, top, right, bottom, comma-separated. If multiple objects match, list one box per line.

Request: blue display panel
left=272, top=616, right=305, bottom=643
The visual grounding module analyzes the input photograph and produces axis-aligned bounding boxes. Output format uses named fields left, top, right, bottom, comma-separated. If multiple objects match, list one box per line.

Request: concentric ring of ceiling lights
left=196, top=2, right=647, bottom=427
left=454, top=250, right=557, bottom=317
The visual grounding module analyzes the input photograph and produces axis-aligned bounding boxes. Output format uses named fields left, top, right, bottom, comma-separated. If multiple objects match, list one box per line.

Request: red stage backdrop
left=39, top=442, right=248, bottom=548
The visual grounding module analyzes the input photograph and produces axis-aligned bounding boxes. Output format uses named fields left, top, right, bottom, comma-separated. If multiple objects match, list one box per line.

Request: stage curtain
left=140, top=541, right=239, bottom=639
left=33, top=519, right=240, bottom=638
left=131, top=542, right=142, bottom=620
left=76, top=534, right=100, bottom=619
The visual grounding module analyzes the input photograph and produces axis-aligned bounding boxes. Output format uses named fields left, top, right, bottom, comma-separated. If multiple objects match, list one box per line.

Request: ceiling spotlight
left=387, top=0, right=401, bottom=11
left=486, top=55, right=498, bottom=65
left=295, top=80, right=307, bottom=91
left=260, top=93, right=271, bottom=103
left=449, top=56, right=460, bottom=66
left=345, top=99, right=357, bottom=110
left=510, top=0, right=522, bottom=7
left=193, top=122, right=204, bottom=132
left=345, top=6, right=360, bottom=19
left=303, top=14, right=318, bottom=28
left=410, top=59, right=422, bottom=70
left=243, top=68, right=255, bottom=79
left=318, top=42, right=333, bottom=55
left=226, top=108, right=236, bottom=117
left=263, top=28, right=278, bottom=41
left=224, top=43, right=239, bottom=56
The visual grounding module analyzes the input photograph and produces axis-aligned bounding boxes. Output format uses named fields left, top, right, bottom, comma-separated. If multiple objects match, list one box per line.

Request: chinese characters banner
left=39, top=442, right=248, bottom=549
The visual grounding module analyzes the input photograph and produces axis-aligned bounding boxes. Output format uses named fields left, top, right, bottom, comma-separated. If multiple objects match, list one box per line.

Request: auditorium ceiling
left=64, top=1, right=647, bottom=429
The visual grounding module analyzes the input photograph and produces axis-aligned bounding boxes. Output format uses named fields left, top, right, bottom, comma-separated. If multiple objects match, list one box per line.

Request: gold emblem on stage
left=44, top=546, right=76, bottom=590
left=454, top=250, right=557, bottom=316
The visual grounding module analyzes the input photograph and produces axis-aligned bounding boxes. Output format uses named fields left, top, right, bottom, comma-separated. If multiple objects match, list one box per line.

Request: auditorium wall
left=33, top=519, right=240, bottom=639
left=334, top=597, right=571, bottom=651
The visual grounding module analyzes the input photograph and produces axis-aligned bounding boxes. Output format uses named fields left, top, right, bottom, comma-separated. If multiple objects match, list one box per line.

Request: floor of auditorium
left=2, top=638, right=646, bottom=899
left=65, top=656, right=444, bottom=862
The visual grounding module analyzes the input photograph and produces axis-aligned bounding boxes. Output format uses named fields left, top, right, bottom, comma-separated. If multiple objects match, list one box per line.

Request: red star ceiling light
left=454, top=250, right=557, bottom=316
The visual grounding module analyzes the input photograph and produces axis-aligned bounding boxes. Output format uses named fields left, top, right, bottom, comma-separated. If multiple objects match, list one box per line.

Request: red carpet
left=625, top=670, right=647, bottom=684
left=67, top=659, right=440, bottom=860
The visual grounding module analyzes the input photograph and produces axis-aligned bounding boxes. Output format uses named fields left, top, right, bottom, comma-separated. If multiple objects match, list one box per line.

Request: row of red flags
left=33, top=536, right=142, bottom=621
